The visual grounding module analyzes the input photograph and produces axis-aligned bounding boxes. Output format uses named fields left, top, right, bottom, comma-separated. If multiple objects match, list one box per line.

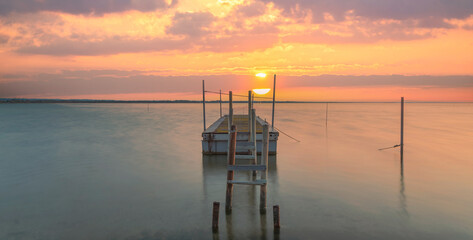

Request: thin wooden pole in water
left=219, top=89, right=222, bottom=117
left=212, top=201, right=220, bottom=232
left=271, top=74, right=276, bottom=129
left=225, top=125, right=237, bottom=213
left=260, top=123, right=269, bottom=214
left=273, top=205, right=280, bottom=230
left=325, top=103, right=328, bottom=128
left=400, top=97, right=404, bottom=163
left=228, top=91, right=233, bottom=130
left=202, top=80, right=206, bottom=131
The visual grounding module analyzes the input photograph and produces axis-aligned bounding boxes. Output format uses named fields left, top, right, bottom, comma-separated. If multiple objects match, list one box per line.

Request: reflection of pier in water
left=202, top=154, right=278, bottom=240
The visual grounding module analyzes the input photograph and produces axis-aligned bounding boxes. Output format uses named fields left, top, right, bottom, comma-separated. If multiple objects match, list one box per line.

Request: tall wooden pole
left=248, top=90, right=252, bottom=138
left=202, top=80, right=206, bottom=131
left=228, top=91, right=233, bottom=130
left=400, top=97, right=404, bottom=163
left=271, top=74, right=276, bottom=129
left=219, top=89, right=222, bottom=117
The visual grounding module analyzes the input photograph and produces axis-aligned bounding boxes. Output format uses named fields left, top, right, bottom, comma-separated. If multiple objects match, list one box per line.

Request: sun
left=253, top=88, right=271, bottom=95
left=255, top=73, right=267, bottom=78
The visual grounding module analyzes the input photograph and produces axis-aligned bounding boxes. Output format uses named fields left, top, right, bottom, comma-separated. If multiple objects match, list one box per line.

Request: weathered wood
left=248, top=90, right=252, bottom=141
left=219, top=89, right=222, bottom=117
left=401, top=97, right=404, bottom=163
left=251, top=109, right=257, bottom=178
left=228, top=179, right=267, bottom=185
left=260, top=123, right=269, bottom=214
left=273, top=205, right=280, bottom=229
left=225, top=125, right=237, bottom=213
left=271, top=74, right=276, bottom=129
left=227, top=165, right=266, bottom=171
left=228, top=91, right=233, bottom=130
left=203, top=80, right=206, bottom=131
left=212, top=201, right=220, bottom=232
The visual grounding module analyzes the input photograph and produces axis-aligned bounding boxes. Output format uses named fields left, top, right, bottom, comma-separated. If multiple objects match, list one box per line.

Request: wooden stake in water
left=212, top=201, right=220, bottom=232
left=273, top=205, right=280, bottom=230
left=225, top=125, right=237, bottom=213
left=325, top=103, right=328, bottom=128
left=202, top=80, right=206, bottom=131
left=400, top=97, right=404, bottom=162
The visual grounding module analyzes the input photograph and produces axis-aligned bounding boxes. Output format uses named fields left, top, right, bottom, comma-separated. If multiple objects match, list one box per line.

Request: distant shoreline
left=1, top=98, right=471, bottom=104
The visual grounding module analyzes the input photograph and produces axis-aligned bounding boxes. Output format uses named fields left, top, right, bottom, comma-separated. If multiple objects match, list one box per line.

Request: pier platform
left=202, top=115, right=279, bottom=155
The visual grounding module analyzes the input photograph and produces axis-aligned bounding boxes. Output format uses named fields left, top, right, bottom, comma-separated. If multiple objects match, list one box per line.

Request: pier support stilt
left=260, top=124, right=269, bottom=214
left=225, top=125, right=237, bottom=213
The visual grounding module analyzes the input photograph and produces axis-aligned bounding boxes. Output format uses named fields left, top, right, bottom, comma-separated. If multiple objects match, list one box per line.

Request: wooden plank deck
left=215, top=115, right=263, bottom=133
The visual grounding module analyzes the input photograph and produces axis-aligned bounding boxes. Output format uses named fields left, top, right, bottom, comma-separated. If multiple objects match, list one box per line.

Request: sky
left=0, top=0, right=472, bottom=101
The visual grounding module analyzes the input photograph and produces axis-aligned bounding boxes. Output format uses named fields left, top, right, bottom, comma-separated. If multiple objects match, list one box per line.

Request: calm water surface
left=1, top=103, right=472, bottom=239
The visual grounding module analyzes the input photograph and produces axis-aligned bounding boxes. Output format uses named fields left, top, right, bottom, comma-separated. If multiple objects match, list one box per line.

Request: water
left=0, top=103, right=472, bottom=239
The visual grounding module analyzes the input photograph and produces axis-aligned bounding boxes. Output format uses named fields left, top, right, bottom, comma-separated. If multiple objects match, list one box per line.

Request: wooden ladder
left=225, top=120, right=270, bottom=214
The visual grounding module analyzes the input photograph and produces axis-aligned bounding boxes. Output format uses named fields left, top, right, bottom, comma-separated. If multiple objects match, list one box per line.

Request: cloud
left=15, top=36, right=190, bottom=56
left=166, top=12, right=215, bottom=38
left=0, top=33, right=9, bottom=44
left=260, top=0, right=473, bottom=22
left=0, top=0, right=176, bottom=15
left=1, top=71, right=472, bottom=98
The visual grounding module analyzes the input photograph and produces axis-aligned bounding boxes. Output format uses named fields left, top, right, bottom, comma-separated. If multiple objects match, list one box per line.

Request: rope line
left=378, top=144, right=400, bottom=151
left=274, top=126, right=301, bottom=143
left=205, top=90, right=274, bottom=100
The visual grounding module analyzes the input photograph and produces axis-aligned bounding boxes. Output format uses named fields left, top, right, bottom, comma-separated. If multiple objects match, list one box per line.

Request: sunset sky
left=1, top=0, right=472, bottom=101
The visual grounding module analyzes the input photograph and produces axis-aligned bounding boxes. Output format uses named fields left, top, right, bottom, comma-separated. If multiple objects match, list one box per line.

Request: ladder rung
left=235, top=155, right=256, bottom=160
left=228, top=179, right=267, bottom=185
left=227, top=165, right=266, bottom=171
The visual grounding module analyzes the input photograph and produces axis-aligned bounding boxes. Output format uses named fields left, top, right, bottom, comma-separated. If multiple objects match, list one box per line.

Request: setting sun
left=255, top=73, right=267, bottom=78
left=252, top=88, right=271, bottom=95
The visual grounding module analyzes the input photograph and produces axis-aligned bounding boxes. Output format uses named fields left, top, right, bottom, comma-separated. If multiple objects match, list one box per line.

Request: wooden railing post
left=228, top=91, right=233, bottom=130
left=260, top=123, right=269, bottom=213
left=225, top=125, right=237, bottom=213
left=251, top=109, right=257, bottom=178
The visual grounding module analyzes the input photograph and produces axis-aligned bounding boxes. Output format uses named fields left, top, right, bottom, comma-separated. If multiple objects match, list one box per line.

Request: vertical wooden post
left=202, top=80, right=206, bottom=131
left=273, top=205, right=280, bottom=229
left=271, top=74, right=276, bottom=129
left=260, top=124, right=269, bottom=214
left=251, top=109, right=257, bottom=178
left=400, top=97, right=404, bottom=163
left=248, top=90, right=252, bottom=141
left=325, top=102, right=328, bottom=128
left=219, top=89, right=222, bottom=117
left=225, top=125, right=237, bottom=213
left=228, top=91, right=233, bottom=131
left=212, top=202, right=220, bottom=232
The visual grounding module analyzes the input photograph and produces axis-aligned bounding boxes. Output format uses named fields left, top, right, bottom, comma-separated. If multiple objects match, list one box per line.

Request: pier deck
left=202, top=115, right=278, bottom=155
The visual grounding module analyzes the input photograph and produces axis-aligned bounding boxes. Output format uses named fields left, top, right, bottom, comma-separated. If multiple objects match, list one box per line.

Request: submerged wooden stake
left=273, top=205, right=280, bottom=229
left=212, top=202, right=220, bottom=232
left=400, top=97, right=404, bottom=163
left=225, top=125, right=237, bottom=213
